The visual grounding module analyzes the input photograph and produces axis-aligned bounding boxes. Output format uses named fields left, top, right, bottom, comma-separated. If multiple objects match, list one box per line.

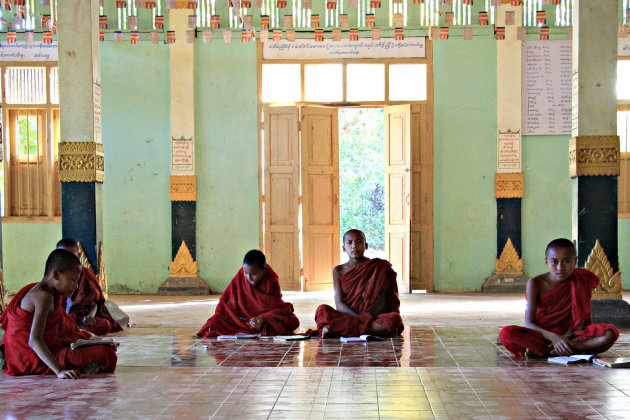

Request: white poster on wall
left=0, top=41, right=58, bottom=61
left=263, top=37, right=426, bottom=59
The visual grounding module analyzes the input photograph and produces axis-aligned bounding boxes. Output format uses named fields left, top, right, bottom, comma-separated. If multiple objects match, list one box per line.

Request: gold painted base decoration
left=495, top=173, right=524, bottom=199
left=59, top=142, right=105, bottom=183
left=586, top=240, right=622, bottom=300
left=77, top=242, right=93, bottom=270
left=569, top=136, right=620, bottom=178
left=495, top=238, right=524, bottom=275
left=97, top=241, right=108, bottom=299
left=170, top=176, right=197, bottom=201
left=170, top=241, right=198, bottom=278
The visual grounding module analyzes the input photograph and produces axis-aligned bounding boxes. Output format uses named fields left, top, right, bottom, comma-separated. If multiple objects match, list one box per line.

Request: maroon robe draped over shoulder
left=65, top=267, right=123, bottom=336
left=500, top=268, right=619, bottom=357
left=0, top=284, right=117, bottom=376
left=197, top=265, right=299, bottom=337
left=315, top=258, right=404, bottom=337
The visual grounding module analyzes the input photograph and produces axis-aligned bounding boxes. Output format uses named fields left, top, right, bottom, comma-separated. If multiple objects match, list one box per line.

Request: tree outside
left=338, top=108, right=385, bottom=253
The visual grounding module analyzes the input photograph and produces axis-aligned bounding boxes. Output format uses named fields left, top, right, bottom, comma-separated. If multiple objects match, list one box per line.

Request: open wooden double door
left=262, top=104, right=433, bottom=293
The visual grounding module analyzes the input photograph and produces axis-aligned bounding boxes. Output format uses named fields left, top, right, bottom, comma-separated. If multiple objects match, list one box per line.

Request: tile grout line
left=209, top=366, right=255, bottom=419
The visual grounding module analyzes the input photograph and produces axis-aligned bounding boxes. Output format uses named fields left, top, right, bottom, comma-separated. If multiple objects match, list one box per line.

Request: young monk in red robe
left=0, top=249, right=117, bottom=378
left=197, top=250, right=300, bottom=337
left=500, top=238, right=619, bottom=357
left=57, top=239, right=123, bottom=336
left=316, top=229, right=403, bottom=338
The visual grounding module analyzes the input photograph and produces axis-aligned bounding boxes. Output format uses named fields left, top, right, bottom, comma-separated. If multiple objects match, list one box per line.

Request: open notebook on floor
left=272, top=335, right=310, bottom=342
left=547, top=355, right=595, bottom=365
left=71, top=336, right=119, bottom=350
left=217, top=333, right=261, bottom=340
left=593, top=357, right=630, bottom=368
left=340, top=335, right=385, bottom=343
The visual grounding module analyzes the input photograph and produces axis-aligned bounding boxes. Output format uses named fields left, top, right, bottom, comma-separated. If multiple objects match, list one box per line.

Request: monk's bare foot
left=321, top=326, right=331, bottom=339
left=524, top=349, right=545, bottom=359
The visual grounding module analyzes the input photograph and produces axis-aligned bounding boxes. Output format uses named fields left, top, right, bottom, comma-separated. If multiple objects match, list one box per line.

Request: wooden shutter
left=301, top=106, right=339, bottom=291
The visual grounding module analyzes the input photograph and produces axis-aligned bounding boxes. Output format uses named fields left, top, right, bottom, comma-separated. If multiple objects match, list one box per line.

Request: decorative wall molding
left=569, top=136, right=620, bottom=178
left=495, top=172, right=524, bottom=198
left=77, top=241, right=93, bottom=270
left=170, top=240, right=198, bottom=277
left=586, top=240, right=622, bottom=300
left=495, top=237, right=524, bottom=275
left=97, top=241, right=108, bottom=299
left=170, top=175, right=197, bottom=201
left=59, top=142, right=105, bottom=183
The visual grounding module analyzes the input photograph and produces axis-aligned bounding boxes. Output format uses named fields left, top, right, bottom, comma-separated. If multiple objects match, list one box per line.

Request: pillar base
left=482, top=273, right=529, bottom=293
left=158, top=276, right=210, bottom=295
left=104, top=300, right=131, bottom=327
left=590, top=299, right=630, bottom=328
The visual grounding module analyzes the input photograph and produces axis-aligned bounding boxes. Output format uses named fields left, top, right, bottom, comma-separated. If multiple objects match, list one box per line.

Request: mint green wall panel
left=619, top=219, right=630, bottom=289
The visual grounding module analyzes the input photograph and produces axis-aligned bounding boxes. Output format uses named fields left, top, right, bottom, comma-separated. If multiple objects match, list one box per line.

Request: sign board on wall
left=0, top=41, right=58, bottom=61
left=172, top=136, right=194, bottom=174
left=497, top=129, right=521, bottom=172
left=263, top=38, right=426, bottom=59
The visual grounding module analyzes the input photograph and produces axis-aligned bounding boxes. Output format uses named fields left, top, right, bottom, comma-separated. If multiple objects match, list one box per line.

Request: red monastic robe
left=0, top=284, right=117, bottom=376
left=65, top=267, right=123, bottom=336
left=315, top=258, right=404, bottom=337
left=500, top=268, right=619, bottom=357
left=197, top=265, right=300, bottom=337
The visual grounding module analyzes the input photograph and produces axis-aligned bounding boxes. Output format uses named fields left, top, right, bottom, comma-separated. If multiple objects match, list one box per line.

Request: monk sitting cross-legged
left=197, top=250, right=300, bottom=337
left=316, top=229, right=404, bottom=338
left=56, top=239, right=123, bottom=336
left=500, top=238, right=619, bottom=358
left=0, top=249, right=117, bottom=378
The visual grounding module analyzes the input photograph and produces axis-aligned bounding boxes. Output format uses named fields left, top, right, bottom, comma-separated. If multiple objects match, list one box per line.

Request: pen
left=238, top=316, right=250, bottom=322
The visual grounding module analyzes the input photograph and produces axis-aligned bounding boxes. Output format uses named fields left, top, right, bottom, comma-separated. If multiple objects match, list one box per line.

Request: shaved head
left=343, top=229, right=366, bottom=243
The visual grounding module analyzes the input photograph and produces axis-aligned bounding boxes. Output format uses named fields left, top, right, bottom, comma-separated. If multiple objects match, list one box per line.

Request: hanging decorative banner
left=314, top=28, right=324, bottom=41
left=332, top=28, right=341, bottom=41
left=393, top=0, right=402, bottom=4
left=540, top=26, right=549, bottom=40
left=349, top=28, right=358, bottom=40
left=223, top=30, right=232, bottom=43
left=370, top=0, right=381, bottom=8
left=155, top=15, right=165, bottom=29
left=188, top=15, right=197, bottom=28
left=1, top=0, right=10, bottom=10
left=186, top=29, right=196, bottom=43
left=241, top=0, right=251, bottom=7
left=99, top=30, right=105, bottom=41
left=6, top=31, right=15, bottom=43
left=243, top=15, right=253, bottom=27
left=340, top=14, right=349, bottom=28
left=365, top=14, right=374, bottom=28
left=439, top=26, right=448, bottom=39
left=273, top=28, right=283, bottom=41
left=444, top=12, right=453, bottom=26
left=145, top=1, right=158, bottom=8
left=310, top=14, right=319, bottom=27
left=393, top=13, right=403, bottom=27
left=43, top=31, right=52, bottom=43
left=14, top=0, right=25, bottom=5
left=150, top=31, right=159, bottom=43
left=462, top=0, right=472, bottom=5
left=348, top=0, right=358, bottom=6
left=303, top=0, right=312, bottom=8
left=479, top=11, right=488, bottom=25
left=116, top=0, right=127, bottom=8
left=124, top=16, right=136, bottom=30
left=536, top=10, right=546, bottom=25
left=464, top=26, right=473, bottom=40
left=372, top=28, right=381, bottom=40
left=15, top=13, right=24, bottom=27
left=166, top=30, right=176, bottom=44
left=286, top=29, right=296, bottom=41
left=51, top=21, right=57, bottom=34
left=413, top=0, right=422, bottom=4
left=505, top=11, right=514, bottom=26
left=203, top=30, right=212, bottom=43
left=254, top=0, right=263, bottom=6
left=260, top=15, right=270, bottom=28
left=491, top=0, right=500, bottom=5
left=326, top=0, right=336, bottom=9
left=187, top=0, right=198, bottom=8
left=41, top=14, right=50, bottom=29
left=99, top=15, right=107, bottom=29
left=429, top=26, right=437, bottom=40
left=211, top=15, right=221, bottom=29
left=241, top=29, right=251, bottom=42
left=517, top=26, right=526, bottom=40
left=440, top=0, right=452, bottom=6
left=395, top=27, right=404, bottom=40
left=259, top=29, right=269, bottom=42
left=284, top=15, right=293, bottom=28
left=25, top=30, right=33, bottom=42
left=495, top=26, right=505, bottom=40
left=130, top=31, right=140, bottom=44
left=166, top=0, right=176, bottom=7
left=510, top=0, right=522, bottom=5
left=551, top=0, right=560, bottom=4
left=276, top=0, right=287, bottom=8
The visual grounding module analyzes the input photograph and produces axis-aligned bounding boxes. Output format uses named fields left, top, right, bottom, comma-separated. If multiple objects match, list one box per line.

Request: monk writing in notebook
left=500, top=238, right=619, bottom=357
left=57, top=239, right=123, bottom=336
left=0, top=249, right=117, bottom=378
left=316, top=229, right=403, bottom=338
left=197, top=250, right=300, bottom=337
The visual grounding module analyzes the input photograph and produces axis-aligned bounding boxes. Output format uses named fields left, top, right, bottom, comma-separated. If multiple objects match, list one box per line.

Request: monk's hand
left=249, top=317, right=264, bottom=330
left=57, top=369, right=81, bottom=380
left=549, top=332, right=573, bottom=356
left=82, top=316, right=96, bottom=326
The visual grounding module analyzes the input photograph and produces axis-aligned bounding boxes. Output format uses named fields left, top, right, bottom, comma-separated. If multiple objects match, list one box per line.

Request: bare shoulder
left=20, top=285, right=54, bottom=314
left=527, top=274, right=549, bottom=294
left=333, top=262, right=352, bottom=278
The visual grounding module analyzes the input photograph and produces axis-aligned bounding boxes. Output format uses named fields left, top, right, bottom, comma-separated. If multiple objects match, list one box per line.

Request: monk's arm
left=369, top=292, right=388, bottom=317
left=523, top=278, right=572, bottom=355
left=28, top=293, right=80, bottom=379
left=332, top=266, right=359, bottom=318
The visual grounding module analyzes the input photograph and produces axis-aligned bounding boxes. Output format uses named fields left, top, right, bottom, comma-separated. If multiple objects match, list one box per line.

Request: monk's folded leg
left=499, top=325, right=548, bottom=357
left=372, top=312, right=403, bottom=336
left=573, top=323, right=619, bottom=354
left=82, top=318, right=112, bottom=336
left=58, top=345, right=118, bottom=373
left=315, top=304, right=362, bottom=337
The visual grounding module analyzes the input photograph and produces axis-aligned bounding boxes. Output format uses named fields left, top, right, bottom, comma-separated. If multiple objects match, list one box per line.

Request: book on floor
left=217, top=333, right=261, bottom=340
left=593, top=357, right=630, bottom=368
left=273, top=335, right=310, bottom=342
left=340, top=334, right=385, bottom=343
left=547, top=354, right=595, bottom=365
left=70, top=336, right=118, bottom=351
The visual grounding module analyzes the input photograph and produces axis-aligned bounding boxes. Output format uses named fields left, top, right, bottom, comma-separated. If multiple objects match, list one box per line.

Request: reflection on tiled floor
left=2, top=293, right=630, bottom=419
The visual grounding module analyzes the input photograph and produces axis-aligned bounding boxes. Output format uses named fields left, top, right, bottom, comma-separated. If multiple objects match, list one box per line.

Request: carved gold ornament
left=59, top=142, right=105, bottom=183
left=0, top=268, right=8, bottom=313
left=98, top=242, right=108, bottom=299
left=495, top=173, right=523, bottom=199
left=495, top=238, right=524, bottom=275
left=586, top=240, right=622, bottom=300
left=569, top=136, right=620, bottom=178
left=77, top=242, right=93, bottom=270
left=170, top=241, right=198, bottom=277
left=170, top=176, right=197, bottom=201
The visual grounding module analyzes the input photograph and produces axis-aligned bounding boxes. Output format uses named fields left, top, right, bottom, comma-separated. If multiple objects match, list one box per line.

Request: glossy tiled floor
left=2, top=292, right=630, bottom=419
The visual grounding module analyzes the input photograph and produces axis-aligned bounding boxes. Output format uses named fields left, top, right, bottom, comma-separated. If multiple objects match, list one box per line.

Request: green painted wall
left=195, top=42, right=260, bottom=293
left=101, top=43, right=172, bottom=294
left=2, top=222, right=61, bottom=292
left=620, top=219, right=630, bottom=289
left=433, top=38, right=497, bottom=291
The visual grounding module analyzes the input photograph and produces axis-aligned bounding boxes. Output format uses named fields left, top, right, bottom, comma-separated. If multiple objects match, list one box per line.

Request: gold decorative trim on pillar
left=0, top=268, right=8, bottom=313
left=170, top=240, right=198, bottom=277
left=569, top=136, right=620, bottom=178
left=59, top=142, right=105, bottom=183
left=97, top=241, right=108, bottom=299
left=495, top=173, right=524, bottom=199
left=495, top=238, right=524, bottom=275
left=77, top=242, right=94, bottom=270
left=170, top=176, right=197, bottom=201
left=586, top=240, right=622, bottom=300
